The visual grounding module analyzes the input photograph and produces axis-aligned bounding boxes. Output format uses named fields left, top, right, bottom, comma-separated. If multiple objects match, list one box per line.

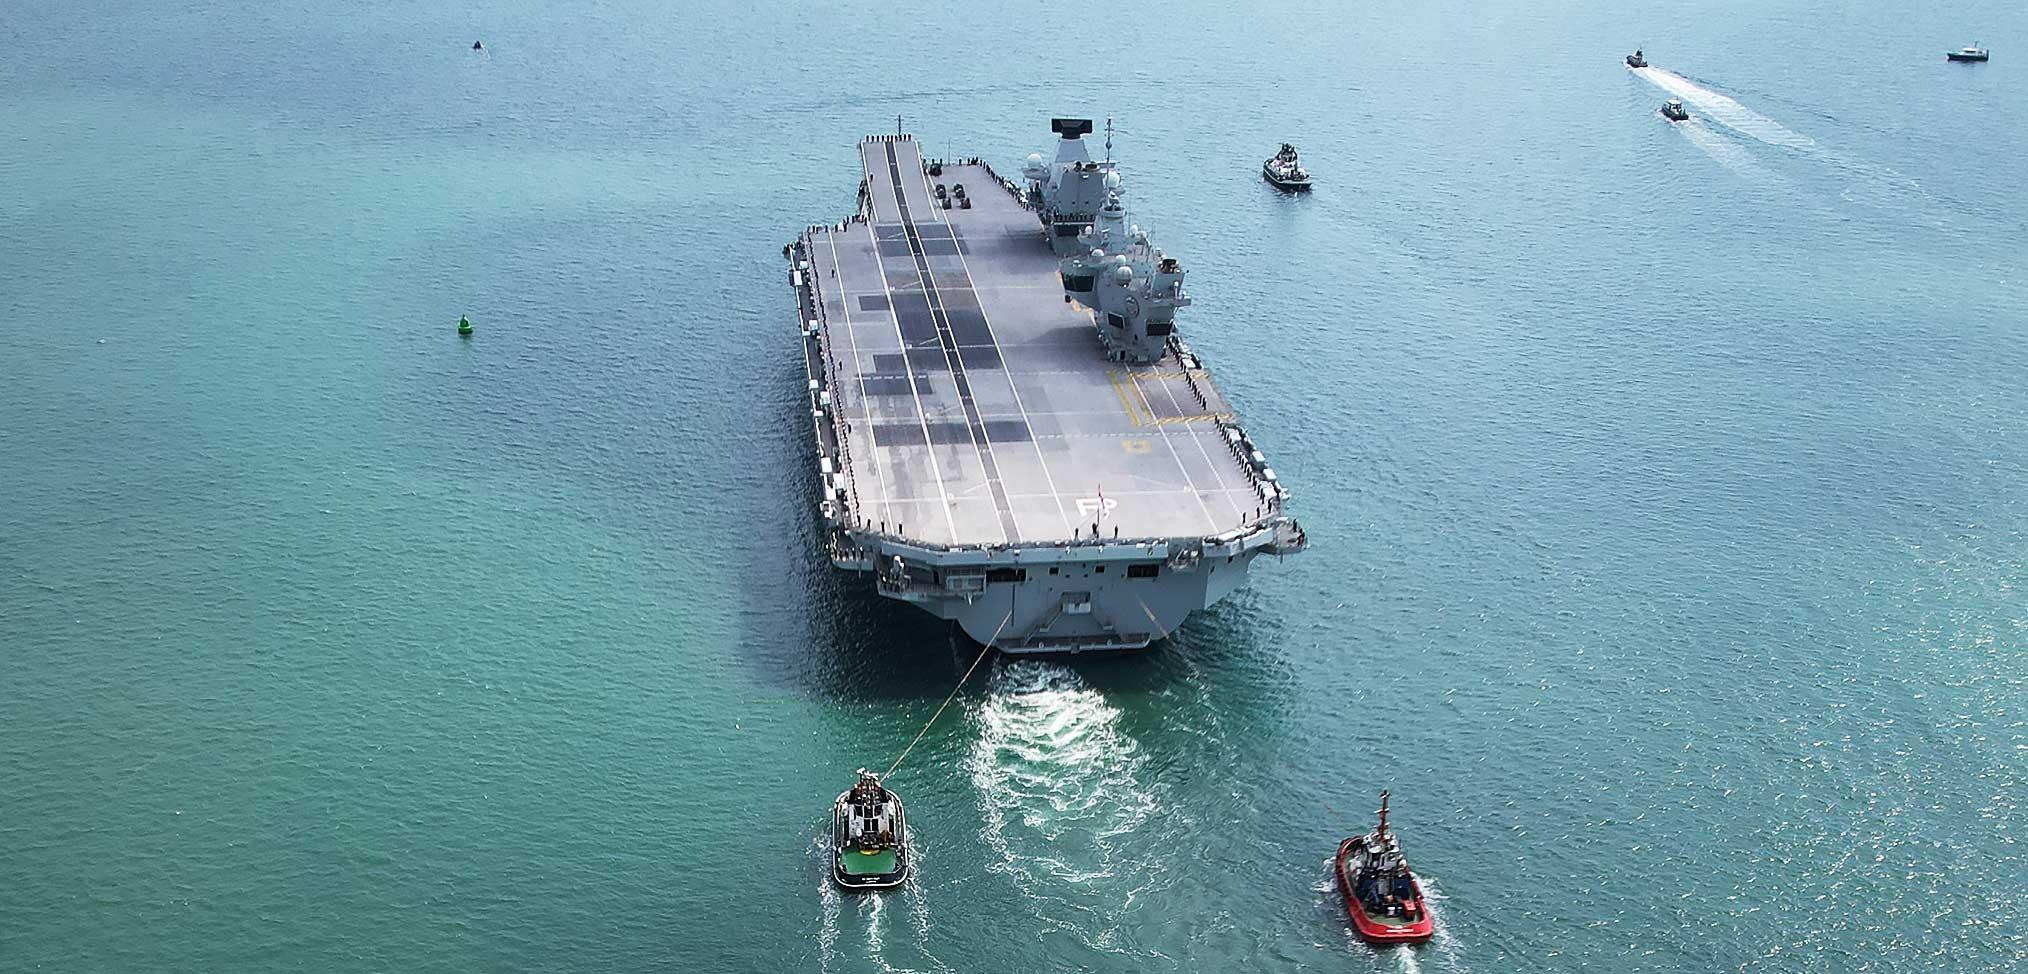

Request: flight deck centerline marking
left=916, top=157, right=950, bottom=227
left=885, top=140, right=1019, bottom=544
left=938, top=162, right=1077, bottom=539
left=890, top=143, right=1007, bottom=543
left=859, top=153, right=959, bottom=544
left=860, top=486, right=1261, bottom=503
left=843, top=487, right=1257, bottom=509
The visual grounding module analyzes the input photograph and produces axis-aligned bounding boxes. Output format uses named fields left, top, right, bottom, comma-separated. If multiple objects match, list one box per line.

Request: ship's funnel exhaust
left=1051, top=118, right=1094, bottom=139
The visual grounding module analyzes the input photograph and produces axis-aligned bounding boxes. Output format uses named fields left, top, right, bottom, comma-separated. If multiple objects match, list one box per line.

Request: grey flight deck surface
left=788, top=122, right=1305, bottom=652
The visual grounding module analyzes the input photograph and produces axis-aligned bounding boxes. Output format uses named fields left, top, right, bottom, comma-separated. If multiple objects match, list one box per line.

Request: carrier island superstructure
left=785, top=118, right=1306, bottom=653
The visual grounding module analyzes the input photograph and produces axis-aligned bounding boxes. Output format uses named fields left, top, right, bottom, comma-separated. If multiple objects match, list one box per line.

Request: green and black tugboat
left=832, top=770, right=908, bottom=890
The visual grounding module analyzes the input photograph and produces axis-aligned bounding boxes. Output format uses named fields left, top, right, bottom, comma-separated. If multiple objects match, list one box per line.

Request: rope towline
left=883, top=612, right=1010, bottom=779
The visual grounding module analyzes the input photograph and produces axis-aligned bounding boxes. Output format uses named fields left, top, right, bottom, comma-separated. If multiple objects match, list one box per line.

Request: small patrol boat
left=1946, top=45, right=1989, bottom=63
left=832, top=770, right=908, bottom=890
left=1626, top=49, right=1648, bottom=68
left=1263, top=143, right=1312, bottom=190
left=1660, top=98, right=1689, bottom=121
left=1334, top=790, right=1435, bottom=945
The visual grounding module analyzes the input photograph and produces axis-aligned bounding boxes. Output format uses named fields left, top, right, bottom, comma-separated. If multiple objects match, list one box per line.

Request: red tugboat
left=1334, top=790, right=1435, bottom=945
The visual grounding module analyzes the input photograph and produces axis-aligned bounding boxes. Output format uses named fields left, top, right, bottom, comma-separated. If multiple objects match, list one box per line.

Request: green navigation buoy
left=457, top=314, right=473, bottom=337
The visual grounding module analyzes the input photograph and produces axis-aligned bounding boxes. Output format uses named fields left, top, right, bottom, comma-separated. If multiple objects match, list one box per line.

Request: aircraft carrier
left=785, top=118, right=1306, bottom=653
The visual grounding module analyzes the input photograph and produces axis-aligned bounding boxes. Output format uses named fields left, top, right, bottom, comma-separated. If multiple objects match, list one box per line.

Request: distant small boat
left=1660, top=98, right=1689, bottom=122
left=1946, top=45, right=1989, bottom=63
left=1626, top=49, right=1648, bottom=69
left=832, top=770, right=908, bottom=891
left=1263, top=143, right=1313, bottom=190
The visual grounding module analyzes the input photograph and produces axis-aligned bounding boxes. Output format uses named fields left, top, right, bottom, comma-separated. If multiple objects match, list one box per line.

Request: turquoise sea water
left=3, top=2, right=2024, bottom=971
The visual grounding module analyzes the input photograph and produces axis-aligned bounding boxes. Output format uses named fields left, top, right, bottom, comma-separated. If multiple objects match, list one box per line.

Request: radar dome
left=1027, top=153, right=1043, bottom=166
left=1104, top=171, right=1122, bottom=190
left=1113, top=265, right=1134, bottom=284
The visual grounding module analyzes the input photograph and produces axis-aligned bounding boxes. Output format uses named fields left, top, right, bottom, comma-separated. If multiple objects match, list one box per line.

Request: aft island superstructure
left=786, top=118, right=1306, bottom=653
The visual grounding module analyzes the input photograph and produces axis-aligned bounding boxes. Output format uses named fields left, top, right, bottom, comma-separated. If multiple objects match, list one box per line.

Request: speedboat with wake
left=1625, top=48, right=1648, bottom=68
left=1660, top=98, right=1689, bottom=122
left=1334, top=790, right=1434, bottom=945
left=1946, top=44, right=1989, bottom=63
left=831, top=770, right=908, bottom=890
left=1263, top=143, right=1313, bottom=190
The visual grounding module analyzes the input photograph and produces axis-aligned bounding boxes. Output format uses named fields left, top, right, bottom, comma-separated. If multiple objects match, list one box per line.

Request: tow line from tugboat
left=883, top=612, right=1011, bottom=779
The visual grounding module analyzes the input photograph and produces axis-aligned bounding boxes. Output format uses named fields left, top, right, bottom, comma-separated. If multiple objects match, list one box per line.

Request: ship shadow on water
left=725, top=348, right=1013, bottom=705
left=740, top=520, right=1292, bottom=707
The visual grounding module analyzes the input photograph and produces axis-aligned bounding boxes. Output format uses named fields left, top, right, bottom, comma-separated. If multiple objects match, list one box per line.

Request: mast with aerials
left=1022, top=115, right=1190, bottom=364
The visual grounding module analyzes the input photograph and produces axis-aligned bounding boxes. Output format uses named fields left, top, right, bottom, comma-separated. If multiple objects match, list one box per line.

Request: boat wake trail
left=1675, top=117, right=1772, bottom=181
left=1631, top=67, right=1816, bottom=150
left=967, top=660, right=1175, bottom=954
left=1633, top=66, right=1964, bottom=225
left=812, top=833, right=950, bottom=974
left=1316, top=858, right=1471, bottom=973
left=815, top=837, right=841, bottom=973
left=1417, top=876, right=1471, bottom=972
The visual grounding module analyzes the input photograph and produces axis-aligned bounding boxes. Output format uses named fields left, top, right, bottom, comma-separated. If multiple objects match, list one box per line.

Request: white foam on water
left=863, top=888, right=886, bottom=963
left=1629, top=67, right=1970, bottom=226
left=859, top=894, right=938, bottom=974
left=898, top=841, right=953, bottom=974
left=1395, top=947, right=1424, bottom=974
left=1635, top=68, right=1964, bottom=227
left=814, top=836, right=841, bottom=974
left=1632, top=67, right=1816, bottom=150
left=1418, top=875, right=1471, bottom=973
left=813, top=831, right=949, bottom=974
left=1675, top=118, right=1769, bottom=182
left=967, top=660, right=1167, bottom=952
left=1321, top=858, right=1471, bottom=973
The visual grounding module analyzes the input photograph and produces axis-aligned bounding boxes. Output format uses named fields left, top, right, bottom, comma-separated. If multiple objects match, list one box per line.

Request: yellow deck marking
left=1120, top=368, right=1229, bottom=426
left=1107, top=370, right=1146, bottom=427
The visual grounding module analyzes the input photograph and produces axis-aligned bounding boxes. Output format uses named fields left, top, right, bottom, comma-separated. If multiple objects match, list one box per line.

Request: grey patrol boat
left=785, top=118, right=1306, bottom=653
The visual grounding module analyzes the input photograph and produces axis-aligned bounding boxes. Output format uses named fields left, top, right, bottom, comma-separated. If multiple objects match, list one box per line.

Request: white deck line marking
left=941, top=165, right=1076, bottom=539
left=824, top=230, right=891, bottom=533
left=862, top=218, right=959, bottom=543
left=849, top=488, right=1264, bottom=504
left=886, top=144, right=1011, bottom=545
left=1121, top=355, right=1221, bottom=530
left=916, top=159, right=949, bottom=226
left=1145, top=369, right=1251, bottom=526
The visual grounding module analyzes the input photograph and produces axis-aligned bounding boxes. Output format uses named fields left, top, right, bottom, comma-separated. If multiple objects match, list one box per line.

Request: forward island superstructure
left=786, top=118, right=1305, bottom=652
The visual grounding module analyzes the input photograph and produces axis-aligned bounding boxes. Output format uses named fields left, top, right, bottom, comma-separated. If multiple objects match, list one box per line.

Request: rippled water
left=3, top=1, right=2024, bottom=972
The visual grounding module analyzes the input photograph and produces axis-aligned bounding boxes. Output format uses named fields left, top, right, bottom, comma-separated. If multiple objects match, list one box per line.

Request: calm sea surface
left=3, top=2, right=2023, bottom=971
